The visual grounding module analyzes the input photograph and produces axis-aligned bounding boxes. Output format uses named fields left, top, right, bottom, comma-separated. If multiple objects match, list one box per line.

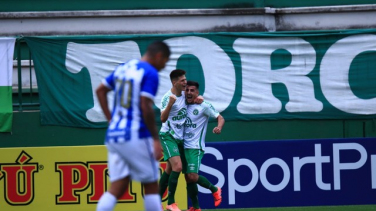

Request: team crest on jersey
left=184, top=117, right=197, bottom=128
left=193, top=109, right=199, bottom=115
left=172, top=108, right=187, bottom=121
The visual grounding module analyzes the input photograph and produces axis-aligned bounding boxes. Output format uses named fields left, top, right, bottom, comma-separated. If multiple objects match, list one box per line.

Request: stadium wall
left=1, top=2, right=376, bottom=210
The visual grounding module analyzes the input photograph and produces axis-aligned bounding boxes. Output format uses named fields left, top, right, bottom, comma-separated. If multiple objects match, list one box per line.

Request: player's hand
left=168, top=95, right=177, bottom=106
left=195, top=95, right=204, bottom=104
left=213, top=127, right=222, bottom=134
left=154, top=139, right=163, bottom=160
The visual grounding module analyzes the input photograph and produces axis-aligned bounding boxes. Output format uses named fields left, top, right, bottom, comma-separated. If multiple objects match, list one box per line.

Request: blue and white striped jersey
left=102, top=59, right=159, bottom=143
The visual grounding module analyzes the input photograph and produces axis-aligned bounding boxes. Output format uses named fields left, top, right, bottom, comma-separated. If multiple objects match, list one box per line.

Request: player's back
left=103, top=59, right=159, bottom=143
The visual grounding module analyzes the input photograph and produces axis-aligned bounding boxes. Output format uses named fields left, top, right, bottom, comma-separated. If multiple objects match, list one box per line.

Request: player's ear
left=155, top=52, right=163, bottom=61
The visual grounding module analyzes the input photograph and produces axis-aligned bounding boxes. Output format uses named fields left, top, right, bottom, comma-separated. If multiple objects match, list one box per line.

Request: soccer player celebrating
left=95, top=41, right=170, bottom=211
left=184, top=80, right=224, bottom=211
left=159, top=69, right=188, bottom=211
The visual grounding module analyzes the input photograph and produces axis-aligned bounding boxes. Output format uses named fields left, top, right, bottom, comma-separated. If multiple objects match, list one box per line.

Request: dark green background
left=3, top=30, right=376, bottom=147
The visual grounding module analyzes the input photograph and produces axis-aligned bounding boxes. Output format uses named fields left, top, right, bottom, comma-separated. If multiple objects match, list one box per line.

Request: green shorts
left=159, top=132, right=184, bottom=161
left=182, top=149, right=204, bottom=174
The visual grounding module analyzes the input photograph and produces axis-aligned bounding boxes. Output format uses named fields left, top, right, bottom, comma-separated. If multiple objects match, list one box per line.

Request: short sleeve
left=141, top=68, right=159, bottom=100
left=160, top=92, right=170, bottom=111
left=203, top=101, right=220, bottom=118
left=103, top=71, right=116, bottom=90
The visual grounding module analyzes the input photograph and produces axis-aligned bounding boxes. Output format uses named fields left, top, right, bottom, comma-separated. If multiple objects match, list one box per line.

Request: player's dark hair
left=146, top=41, right=171, bottom=58
left=187, top=80, right=199, bottom=89
left=170, top=69, right=186, bottom=81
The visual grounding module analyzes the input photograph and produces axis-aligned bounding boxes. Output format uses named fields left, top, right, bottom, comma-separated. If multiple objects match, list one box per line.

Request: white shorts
left=106, top=137, right=159, bottom=183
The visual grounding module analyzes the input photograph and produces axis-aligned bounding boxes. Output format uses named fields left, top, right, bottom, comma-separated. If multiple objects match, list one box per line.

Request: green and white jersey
left=184, top=101, right=219, bottom=150
left=160, top=90, right=187, bottom=140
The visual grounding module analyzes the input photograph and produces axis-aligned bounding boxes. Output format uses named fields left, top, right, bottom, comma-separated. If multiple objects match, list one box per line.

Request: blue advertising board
left=194, top=138, right=376, bottom=209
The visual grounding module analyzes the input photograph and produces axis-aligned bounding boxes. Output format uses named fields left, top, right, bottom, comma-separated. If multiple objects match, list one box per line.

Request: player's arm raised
left=213, top=114, right=225, bottom=134
left=96, top=83, right=112, bottom=122
left=141, top=96, right=162, bottom=160
left=160, top=94, right=176, bottom=123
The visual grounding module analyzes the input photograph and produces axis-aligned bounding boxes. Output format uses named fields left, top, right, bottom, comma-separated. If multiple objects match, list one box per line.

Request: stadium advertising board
left=24, top=29, right=376, bottom=128
left=1, top=138, right=375, bottom=209
left=197, top=138, right=376, bottom=209
left=0, top=146, right=187, bottom=211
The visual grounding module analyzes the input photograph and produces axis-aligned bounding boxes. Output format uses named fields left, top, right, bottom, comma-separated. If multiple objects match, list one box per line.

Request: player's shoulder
left=202, top=100, right=214, bottom=107
left=114, top=59, right=137, bottom=73
left=161, top=90, right=172, bottom=99
left=201, top=100, right=218, bottom=111
left=137, top=60, right=157, bottom=73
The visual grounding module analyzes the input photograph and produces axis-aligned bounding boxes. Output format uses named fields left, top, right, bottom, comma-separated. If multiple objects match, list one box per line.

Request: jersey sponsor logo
left=176, top=123, right=183, bottom=129
left=0, top=151, right=38, bottom=205
left=184, top=117, right=197, bottom=128
left=172, top=108, right=187, bottom=121
left=185, top=132, right=194, bottom=139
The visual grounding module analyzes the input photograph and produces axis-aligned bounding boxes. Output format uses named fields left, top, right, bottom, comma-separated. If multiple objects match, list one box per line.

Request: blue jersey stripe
left=104, top=59, right=159, bottom=144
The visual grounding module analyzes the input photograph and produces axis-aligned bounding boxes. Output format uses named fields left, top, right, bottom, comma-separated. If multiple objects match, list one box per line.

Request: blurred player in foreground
left=96, top=41, right=170, bottom=211
left=183, top=80, right=224, bottom=211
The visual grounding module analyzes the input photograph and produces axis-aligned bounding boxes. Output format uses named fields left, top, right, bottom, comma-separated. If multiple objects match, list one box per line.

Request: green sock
left=167, top=171, right=180, bottom=204
left=159, top=171, right=170, bottom=199
left=187, top=182, right=200, bottom=209
left=197, top=175, right=218, bottom=193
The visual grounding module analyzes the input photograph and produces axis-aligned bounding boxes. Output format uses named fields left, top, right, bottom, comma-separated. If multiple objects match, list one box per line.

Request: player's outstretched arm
left=141, top=96, right=163, bottom=160
left=96, top=83, right=112, bottom=122
left=213, top=114, right=225, bottom=134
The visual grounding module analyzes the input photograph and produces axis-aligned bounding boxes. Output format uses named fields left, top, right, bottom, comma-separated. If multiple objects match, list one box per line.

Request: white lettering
left=199, top=147, right=225, bottom=194
left=372, top=155, right=376, bottom=189
left=260, top=158, right=290, bottom=192
left=233, top=37, right=322, bottom=114
left=293, top=144, right=330, bottom=191
left=321, top=34, right=376, bottom=115
left=65, top=41, right=141, bottom=122
left=158, top=36, right=236, bottom=112
left=228, top=158, right=258, bottom=205
left=333, top=143, right=367, bottom=190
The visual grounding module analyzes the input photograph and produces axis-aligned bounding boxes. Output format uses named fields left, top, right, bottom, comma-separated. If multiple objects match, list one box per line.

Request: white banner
left=0, top=37, right=15, bottom=86
left=0, top=37, right=15, bottom=132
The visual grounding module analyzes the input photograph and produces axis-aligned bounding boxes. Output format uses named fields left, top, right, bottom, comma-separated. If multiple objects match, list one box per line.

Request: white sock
left=144, top=194, right=162, bottom=211
left=96, top=192, right=117, bottom=211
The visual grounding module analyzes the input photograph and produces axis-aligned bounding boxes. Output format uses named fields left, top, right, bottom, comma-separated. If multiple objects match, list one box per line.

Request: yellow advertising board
left=0, top=146, right=187, bottom=211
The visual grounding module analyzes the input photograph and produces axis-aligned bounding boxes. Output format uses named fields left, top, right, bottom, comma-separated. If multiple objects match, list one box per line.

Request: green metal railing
left=14, top=38, right=40, bottom=111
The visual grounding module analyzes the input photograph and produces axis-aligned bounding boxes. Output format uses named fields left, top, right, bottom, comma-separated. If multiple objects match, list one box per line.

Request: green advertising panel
left=25, top=29, right=376, bottom=128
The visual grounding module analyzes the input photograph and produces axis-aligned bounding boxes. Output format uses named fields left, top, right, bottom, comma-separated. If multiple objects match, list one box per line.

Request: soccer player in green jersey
left=183, top=80, right=224, bottom=211
left=159, top=70, right=203, bottom=211
left=159, top=69, right=188, bottom=211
